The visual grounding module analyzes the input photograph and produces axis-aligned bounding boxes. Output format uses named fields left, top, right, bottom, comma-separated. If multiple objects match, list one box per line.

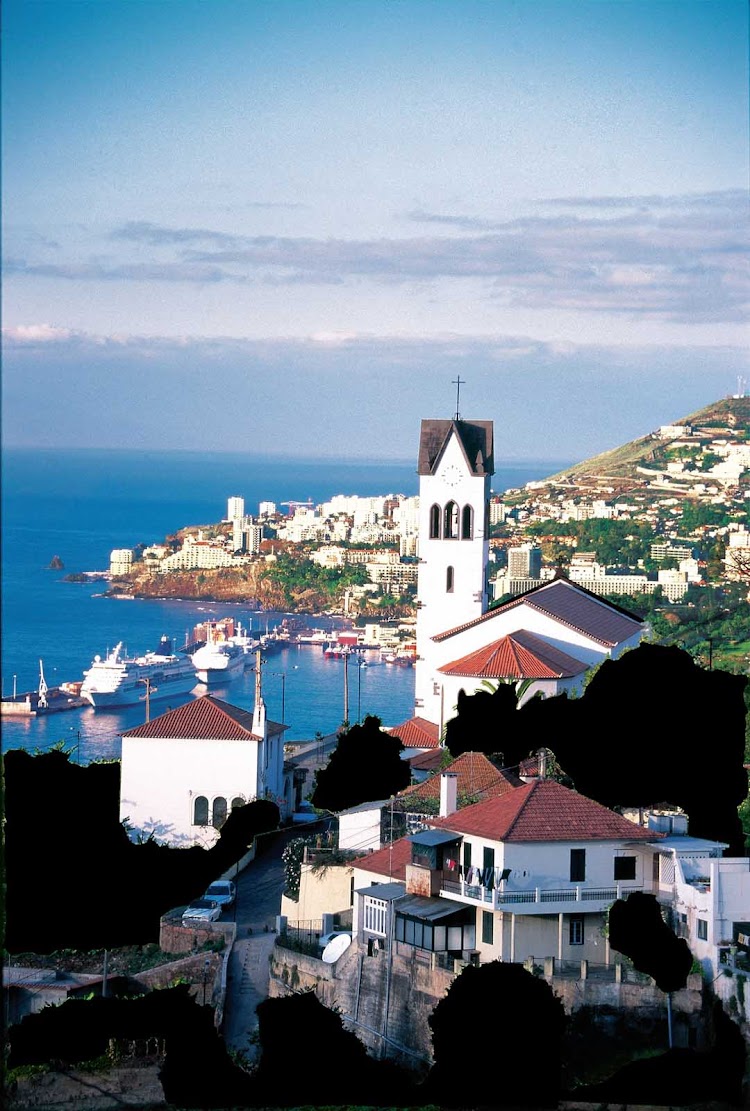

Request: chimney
left=440, top=773, right=458, bottom=817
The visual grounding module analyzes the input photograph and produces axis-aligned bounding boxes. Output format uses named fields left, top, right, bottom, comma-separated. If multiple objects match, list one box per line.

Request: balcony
left=440, top=877, right=648, bottom=914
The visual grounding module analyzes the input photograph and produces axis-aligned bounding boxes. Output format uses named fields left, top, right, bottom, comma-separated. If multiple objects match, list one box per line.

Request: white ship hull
left=191, top=643, right=246, bottom=686
left=81, top=640, right=198, bottom=709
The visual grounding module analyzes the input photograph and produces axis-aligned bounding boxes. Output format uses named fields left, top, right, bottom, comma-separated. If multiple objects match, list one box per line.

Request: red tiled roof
left=434, top=578, right=644, bottom=647
left=398, top=751, right=522, bottom=804
left=438, top=630, right=587, bottom=680
left=121, top=695, right=286, bottom=741
left=351, top=836, right=412, bottom=881
left=407, top=749, right=446, bottom=772
left=386, top=716, right=441, bottom=749
left=429, top=778, right=660, bottom=842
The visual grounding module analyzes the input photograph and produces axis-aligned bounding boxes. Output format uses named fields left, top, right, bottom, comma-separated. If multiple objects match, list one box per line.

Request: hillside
left=544, top=396, right=750, bottom=485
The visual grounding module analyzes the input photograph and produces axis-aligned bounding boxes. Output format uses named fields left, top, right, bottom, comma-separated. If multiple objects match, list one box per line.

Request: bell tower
left=414, top=414, right=493, bottom=725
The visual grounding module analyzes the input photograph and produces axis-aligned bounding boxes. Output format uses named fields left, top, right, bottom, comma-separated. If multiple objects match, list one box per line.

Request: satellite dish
left=321, top=933, right=352, bottom=963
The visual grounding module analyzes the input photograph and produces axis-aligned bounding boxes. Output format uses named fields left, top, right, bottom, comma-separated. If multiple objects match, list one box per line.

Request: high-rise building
left=227, top=496, right=244, bottom=521
left=507, top=543, right=542, bottom=579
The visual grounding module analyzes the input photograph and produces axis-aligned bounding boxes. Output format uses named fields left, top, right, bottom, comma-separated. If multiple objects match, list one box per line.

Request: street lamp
left=357, top=655, right=362, bottom=723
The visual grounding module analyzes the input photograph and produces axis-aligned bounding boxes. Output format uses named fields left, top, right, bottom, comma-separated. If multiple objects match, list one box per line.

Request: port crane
left=37, top=659, right=48, bottom=709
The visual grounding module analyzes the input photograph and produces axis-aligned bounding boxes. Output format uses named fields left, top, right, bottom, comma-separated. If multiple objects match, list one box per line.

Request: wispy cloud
left=5, top=191, right=747, bottom=323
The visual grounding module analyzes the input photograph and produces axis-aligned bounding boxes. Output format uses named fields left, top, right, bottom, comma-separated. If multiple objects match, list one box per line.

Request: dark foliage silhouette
left=608, top=891, right=693, bottom=993
left=4, top=748, right=279, bottom=952
left=445, top=643, right=747, bottom=854
left=422, top=960, right=566, bottom=1107
left=311, top=714, right=411, bottom=811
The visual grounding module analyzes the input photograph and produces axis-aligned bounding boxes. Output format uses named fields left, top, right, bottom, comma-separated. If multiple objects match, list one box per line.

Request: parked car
left=317, top=929, right=352, bottom=951
left=182, top=898, right=222, bottom=923
left=204, top=880, right=236, bottom=907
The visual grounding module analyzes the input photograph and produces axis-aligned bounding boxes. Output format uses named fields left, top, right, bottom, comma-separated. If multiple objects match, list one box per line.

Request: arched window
left=444, top=501, right=459, bottom=539
left=231, top=796, right=245, bottom=811
left=462, top=504, right=473, bottom=540
left=212, top=797, right=228, bottom=829
left=446, top=566, right=454, bottom=593
left=193, top=796, right=208, bottom=826
left=429, top=504, right=441, bottom=539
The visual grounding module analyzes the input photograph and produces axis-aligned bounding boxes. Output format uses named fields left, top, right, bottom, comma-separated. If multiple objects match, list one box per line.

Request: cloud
left=5, top=190, right=747, bottom=323
left=112, top=221, right=245, bottom=248
left=2, top=323, right=76, bottom=344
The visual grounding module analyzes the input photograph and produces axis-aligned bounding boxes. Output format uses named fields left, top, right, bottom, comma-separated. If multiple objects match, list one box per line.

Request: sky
left=2, top=0, right=748, bottom=461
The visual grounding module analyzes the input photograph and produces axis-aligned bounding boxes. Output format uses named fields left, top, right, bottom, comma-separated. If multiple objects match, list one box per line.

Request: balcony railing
left=440, top=878, right=647, bottom=911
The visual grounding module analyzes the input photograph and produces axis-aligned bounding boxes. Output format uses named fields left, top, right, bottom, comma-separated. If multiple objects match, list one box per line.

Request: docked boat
left=191, top=639, right=246, bottom=685
left=80, top=637, right=198, bottom=709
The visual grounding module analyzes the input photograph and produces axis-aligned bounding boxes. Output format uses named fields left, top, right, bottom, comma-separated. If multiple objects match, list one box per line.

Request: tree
left=311, top=715, right=411, bottom=812
left=422, top=961, right=565, bottom=1107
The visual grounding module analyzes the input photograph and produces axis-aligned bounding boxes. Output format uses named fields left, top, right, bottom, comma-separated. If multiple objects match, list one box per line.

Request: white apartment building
left=159, top=534, right=238, bottom=572
left=110, top=548, right=134, bottom=576
left=227, top=496, right=245, bottom=521
left=258, top=501, right=277, bottom=517
left=489, top=500, right=506, bottom=525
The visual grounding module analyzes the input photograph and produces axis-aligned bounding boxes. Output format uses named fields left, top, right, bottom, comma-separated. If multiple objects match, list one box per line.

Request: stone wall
left=6, top=1062, right=166, bottom=1110
left=158, top=916, right=235, bottom=955
left=269, top=938, right=712, bottom=1078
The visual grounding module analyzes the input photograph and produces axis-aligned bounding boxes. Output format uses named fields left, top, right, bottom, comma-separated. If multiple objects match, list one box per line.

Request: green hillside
left=545, top=396, right=750, bottom=483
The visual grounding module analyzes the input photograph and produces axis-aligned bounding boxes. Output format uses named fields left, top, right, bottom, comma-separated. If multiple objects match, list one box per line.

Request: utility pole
left=138, top=677, right=154, bottom=722
left=343, top=650, right=349, bottom=726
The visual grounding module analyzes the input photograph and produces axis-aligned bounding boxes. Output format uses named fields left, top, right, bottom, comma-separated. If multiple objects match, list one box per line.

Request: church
left=392, top=414, right=646, bottom=748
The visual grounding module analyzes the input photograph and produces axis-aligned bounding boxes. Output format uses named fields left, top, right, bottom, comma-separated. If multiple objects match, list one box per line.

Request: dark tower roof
left=418, top=419, right=494, bottom=477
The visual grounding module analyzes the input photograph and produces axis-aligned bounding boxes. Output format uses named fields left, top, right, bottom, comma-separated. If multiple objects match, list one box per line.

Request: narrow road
left=221, top=742, right=338, bottom=1063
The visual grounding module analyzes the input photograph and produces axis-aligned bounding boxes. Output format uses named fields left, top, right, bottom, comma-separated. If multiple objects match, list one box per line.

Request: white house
left=411, top=418, right=646, bottom=731
left=351, top=778, right=660, bottom=966
left=119, top=691, right=289, bottom=847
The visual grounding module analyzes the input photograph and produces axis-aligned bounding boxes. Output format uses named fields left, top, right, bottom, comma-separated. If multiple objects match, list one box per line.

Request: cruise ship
left=80, top=637, right=199, bottom=709
left=191, top=640, right=246, bottom=685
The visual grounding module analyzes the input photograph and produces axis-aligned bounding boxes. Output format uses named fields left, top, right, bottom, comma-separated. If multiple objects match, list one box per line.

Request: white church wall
left=119, top=735, right=261, bottom=847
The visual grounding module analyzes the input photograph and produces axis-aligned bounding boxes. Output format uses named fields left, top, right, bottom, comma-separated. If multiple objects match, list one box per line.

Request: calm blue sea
left=1, top=448, right=569, bottom=762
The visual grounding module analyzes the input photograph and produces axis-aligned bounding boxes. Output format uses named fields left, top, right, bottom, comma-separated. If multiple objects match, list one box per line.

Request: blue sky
left=2, top=0, right=748, bottom=460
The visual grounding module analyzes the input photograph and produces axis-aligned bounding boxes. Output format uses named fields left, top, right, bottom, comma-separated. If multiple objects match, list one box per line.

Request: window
left=570, top=849, right=586, bottom=882
left=697, top=919, right=708, bottom=940
left=363, top=896, right=387, bottom=936
left=652, top=853, right=661, bottom=883
left=193, top=796, right=208, bottom=826
left=212, top=796, right=228, bottom=829
left=444, top=501, right=459, bottom=539
left=614, top=856, right=636, bottom=881
left=446, top=566, right=454, bottom=593
left=231, top=796, right=245, bottom=811
left=461, top=504, right=473, bottom=540
left=483, top=846, right=495, bottom=873
left=482, top=911, right=494, bottom=945
left=429, top=504, right=441, bottom=539
left=463, top=842, right=472, bottom=870
left=569, top=917, right=584, bottom=945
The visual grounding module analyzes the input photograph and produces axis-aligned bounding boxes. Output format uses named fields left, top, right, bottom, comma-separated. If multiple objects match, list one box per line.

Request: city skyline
left=2, top=0, right=748, bottom=460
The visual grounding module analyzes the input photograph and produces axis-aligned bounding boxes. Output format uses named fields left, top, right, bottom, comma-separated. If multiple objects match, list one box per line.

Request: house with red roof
left=119, top=690, right=289, bottom=847
left=350, top=778, right=667, bottom=966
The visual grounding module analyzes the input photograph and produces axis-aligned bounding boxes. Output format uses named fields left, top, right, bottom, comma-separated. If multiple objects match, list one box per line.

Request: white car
left=182, top=898, right=222, bottom=923
left=203, top=880, right=236, bottom=907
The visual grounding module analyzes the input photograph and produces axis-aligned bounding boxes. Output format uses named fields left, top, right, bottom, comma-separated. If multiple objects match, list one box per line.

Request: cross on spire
left=452, top=376, right=465, bottom=421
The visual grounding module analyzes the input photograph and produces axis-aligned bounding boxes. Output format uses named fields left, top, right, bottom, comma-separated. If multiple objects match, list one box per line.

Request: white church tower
left=414, top=414, right=494, bottom=728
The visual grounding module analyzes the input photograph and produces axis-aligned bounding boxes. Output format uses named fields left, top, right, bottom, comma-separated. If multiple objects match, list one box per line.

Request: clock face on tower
left=443, top=463, right=462, bottom=488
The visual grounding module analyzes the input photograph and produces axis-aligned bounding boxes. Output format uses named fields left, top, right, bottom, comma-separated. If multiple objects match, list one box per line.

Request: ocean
left=1, top=448, right=569, bottom=763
